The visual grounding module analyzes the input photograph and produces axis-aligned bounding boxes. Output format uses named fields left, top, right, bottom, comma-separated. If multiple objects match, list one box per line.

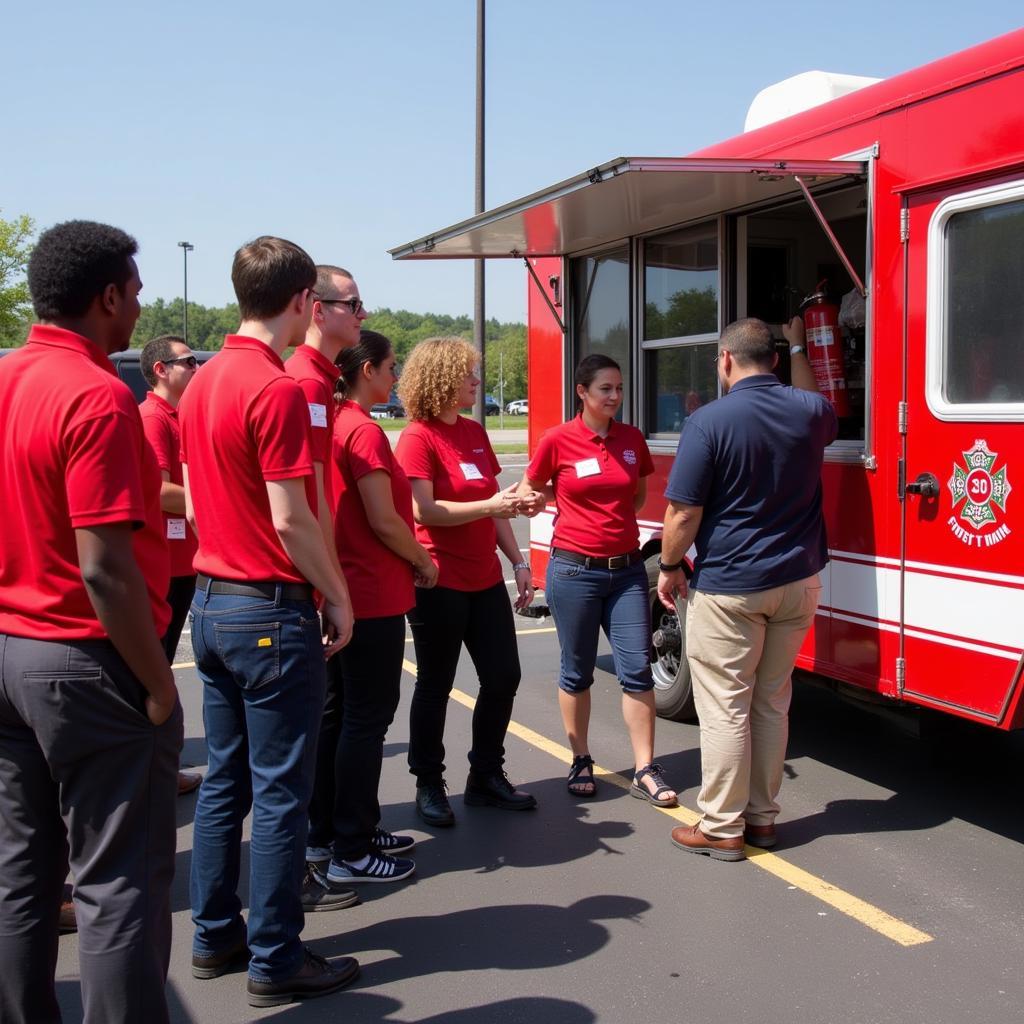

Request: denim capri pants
left=545, top=553, right=653, bottom=694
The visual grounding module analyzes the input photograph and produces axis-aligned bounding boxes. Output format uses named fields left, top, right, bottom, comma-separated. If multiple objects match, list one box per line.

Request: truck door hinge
left=900, top=208, right=910, bottom=243
left=896, top=657, right=906, bottom=692
left=897, top=457, right=906, bottom=501
left=898, top=400, right=907, bottom=434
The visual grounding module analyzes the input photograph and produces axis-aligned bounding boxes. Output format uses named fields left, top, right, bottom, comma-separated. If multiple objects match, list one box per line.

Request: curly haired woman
left=395, top=337, right=544, bottom=826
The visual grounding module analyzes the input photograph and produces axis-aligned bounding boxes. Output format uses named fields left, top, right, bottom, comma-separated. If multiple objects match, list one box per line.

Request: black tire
left=645, top=554, right=696, bottom=721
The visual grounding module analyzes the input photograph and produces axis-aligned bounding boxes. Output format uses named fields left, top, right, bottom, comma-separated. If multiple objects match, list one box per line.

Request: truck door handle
left=905, top=472, right=939, bottom=498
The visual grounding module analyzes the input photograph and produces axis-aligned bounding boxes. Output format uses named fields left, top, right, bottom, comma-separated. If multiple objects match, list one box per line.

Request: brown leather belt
left=196, top=574, right=314, bottom=602
left=550, top=547, right=643, bottom=571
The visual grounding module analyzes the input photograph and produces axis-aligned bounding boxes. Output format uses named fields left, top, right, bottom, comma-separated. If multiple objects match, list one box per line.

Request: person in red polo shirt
left=519, top=354, right=677, bottom=808
left=395, top=336, right=544, bottom=826
left=178, top=237, right=358, bottom=1009
left=309, top=329, right=438, bottom=884
left=139, top=334, right=203, bottom=797
left=0, top=220, right=181, bottom=1024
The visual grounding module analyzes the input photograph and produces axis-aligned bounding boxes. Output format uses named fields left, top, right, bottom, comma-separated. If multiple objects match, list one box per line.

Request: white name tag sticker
left=308, top=403, right=328, bottom=428
left=460, top=461, right=484, bottom=481
left=167, top=518, right=187, bottom=540
left=575, top=457, right=601, bottom=478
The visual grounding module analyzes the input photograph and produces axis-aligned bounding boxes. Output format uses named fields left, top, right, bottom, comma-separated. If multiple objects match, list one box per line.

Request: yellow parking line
left=173, top=661, right=195, bottom=670
left=401, top=658, right=933, bottom=948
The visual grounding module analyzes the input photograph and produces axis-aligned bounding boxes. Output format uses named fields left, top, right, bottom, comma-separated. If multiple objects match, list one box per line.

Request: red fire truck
left=390, top=29, right=1024, bottom=729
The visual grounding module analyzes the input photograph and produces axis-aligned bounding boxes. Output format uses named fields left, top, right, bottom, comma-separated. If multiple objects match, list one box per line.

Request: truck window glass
left=943, top=197, right=1024, bottom=405
left=571, top=246, right=631, bottom=419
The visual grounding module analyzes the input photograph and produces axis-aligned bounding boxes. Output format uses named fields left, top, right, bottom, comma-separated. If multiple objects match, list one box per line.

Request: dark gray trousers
left=0, top=634, right=182, bottom=1024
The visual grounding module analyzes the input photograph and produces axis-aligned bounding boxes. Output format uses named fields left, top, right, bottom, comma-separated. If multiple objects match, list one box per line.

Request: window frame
left=637, top=216, right=725, bottom=447
left=926, top=176, right=1024, bottom=423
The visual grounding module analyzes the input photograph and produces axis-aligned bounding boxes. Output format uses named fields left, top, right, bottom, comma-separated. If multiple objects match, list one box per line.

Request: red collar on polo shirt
left=143, top=390, right=178, bottom=418
left=27, top=323, right=118, bottom=376
left=290, top=343, right=341, bottom=382
left=223, top=333, right=287, bottom=370
left=573, top=413, right=621, bottom=443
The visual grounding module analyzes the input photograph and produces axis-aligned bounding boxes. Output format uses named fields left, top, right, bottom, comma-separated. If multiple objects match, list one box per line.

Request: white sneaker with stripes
left=327, top=851, right=415, bottom=884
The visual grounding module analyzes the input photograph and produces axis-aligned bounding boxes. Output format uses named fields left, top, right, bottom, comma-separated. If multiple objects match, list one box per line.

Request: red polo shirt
left=331, top=400, right=416, bottom=619
left=178, top=335, right=315, bottom=583
left=395, top=416, right=502, bottom=592
left=286, top=343, right=341, bottom=511
left=140, top=391, right=199, bottom=578
left=0, top=325, right=170, bottom=639
left=528, top=415, right=654, bottom=557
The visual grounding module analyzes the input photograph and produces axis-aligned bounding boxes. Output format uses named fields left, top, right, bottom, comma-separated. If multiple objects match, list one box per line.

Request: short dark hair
left=335, top=329, right=393, bottom=399
left=27, top=220, right=138, bottom=320
left=141, top=335, right=185, bottom=386
left=720, top=318, right=776, bottom=369
left=573, top=353, right=621, bottom=413
left=315, top=264, right=353, bottom=297
left=231, top=236, right=316, bottom=320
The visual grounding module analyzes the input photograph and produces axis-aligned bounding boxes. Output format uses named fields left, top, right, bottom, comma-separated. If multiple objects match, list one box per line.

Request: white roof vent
left=744, top=71, right=882, bottom=132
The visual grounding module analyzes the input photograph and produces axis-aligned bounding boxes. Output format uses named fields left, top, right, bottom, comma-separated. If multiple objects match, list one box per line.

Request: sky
left=3, top=2, right=1021, bottom=323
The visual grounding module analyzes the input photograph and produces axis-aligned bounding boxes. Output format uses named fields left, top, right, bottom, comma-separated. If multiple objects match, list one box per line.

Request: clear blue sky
left=3, top=1, right=1021, bottom=323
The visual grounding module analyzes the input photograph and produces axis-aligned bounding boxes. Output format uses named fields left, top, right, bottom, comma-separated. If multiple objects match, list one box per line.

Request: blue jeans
left=188, top=587, right=326, bottom=982
left=545, top=556, right=653, bottom=693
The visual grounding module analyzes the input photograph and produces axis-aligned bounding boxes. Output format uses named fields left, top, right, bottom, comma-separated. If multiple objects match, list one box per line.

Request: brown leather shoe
left=178, top=771, right=202, bottom=796
left=192, top=931, right=250, bottom=980
left=58, top=884, right=76, bottom=934
left=744, top=823, right=777, bottom=849
left=670, top=822, right=746, bottom=862
left=247, top=948, right=359, bottom=1007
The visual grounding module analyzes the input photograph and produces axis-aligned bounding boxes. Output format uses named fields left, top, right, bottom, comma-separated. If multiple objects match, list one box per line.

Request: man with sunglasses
left=139, top=336, right=204, bottom=796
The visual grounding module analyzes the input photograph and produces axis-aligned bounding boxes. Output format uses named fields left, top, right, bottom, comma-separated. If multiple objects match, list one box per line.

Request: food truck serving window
left=641, top=222, right=721, bottom=437
left=927, top=179, right=1024, bottom=421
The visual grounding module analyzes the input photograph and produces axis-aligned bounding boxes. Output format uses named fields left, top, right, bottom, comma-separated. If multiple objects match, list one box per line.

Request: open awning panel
left=389, top=156, right=866, bottom=260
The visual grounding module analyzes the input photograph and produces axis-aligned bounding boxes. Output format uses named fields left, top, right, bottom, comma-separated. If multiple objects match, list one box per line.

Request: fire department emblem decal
left=947, top=439, right=1012, bottom=547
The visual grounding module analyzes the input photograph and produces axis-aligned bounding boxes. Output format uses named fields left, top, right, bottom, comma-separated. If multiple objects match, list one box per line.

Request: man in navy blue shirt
left=657, top=317, right=837, bottom=861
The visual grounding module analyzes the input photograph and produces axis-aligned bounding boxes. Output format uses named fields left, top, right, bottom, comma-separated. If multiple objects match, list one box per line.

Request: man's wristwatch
left=658, top=558, right=684, bottom=572
left=512, top=561, right=530, bottom=573
left=790, top=344, right=806, bottom=355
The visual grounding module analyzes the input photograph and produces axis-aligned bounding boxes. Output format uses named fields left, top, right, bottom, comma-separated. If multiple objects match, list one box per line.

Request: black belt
left=196, top=574, right=314, bottom=602
left=551, top=547, right=643, bottom=571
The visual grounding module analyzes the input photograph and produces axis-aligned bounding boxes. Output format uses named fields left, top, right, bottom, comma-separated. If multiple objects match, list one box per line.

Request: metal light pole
left=178, top=241, right=194, bottom=345
left=473, top=0, right=486, bottom=425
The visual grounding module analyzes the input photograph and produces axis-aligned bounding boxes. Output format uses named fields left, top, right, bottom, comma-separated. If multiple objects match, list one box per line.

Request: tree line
left=0, top=212, right=527, bottom=399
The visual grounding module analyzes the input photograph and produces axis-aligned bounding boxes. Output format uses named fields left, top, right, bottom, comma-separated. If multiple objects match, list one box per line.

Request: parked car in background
left=110, top=349, right=216, bottom=402
left=484, top=394, right=501, bottom=416
left=371, top=391, right=406, bottom=419
left=506, top=399, right=528, bottom=416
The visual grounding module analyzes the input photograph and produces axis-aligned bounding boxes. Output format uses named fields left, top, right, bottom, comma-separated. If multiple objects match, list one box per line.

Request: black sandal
left=567, top=754, right=596, bottom=797
left=630, top=762, right=677, bottom=808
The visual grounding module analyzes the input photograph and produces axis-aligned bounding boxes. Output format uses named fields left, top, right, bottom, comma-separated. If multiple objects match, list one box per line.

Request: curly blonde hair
left=398, top=336, right=478, bottom=421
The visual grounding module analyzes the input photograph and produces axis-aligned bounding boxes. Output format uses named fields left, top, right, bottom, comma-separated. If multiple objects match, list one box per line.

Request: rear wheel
left=645, top=554, right=696, bottom=721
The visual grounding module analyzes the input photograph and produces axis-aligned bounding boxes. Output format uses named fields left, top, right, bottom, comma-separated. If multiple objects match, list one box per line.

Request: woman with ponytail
left=306, top=329, right=438, bottom=887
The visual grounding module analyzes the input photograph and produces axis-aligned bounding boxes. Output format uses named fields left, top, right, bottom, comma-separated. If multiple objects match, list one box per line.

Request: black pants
left=163, top=574, right=197, bottom=663
left=0, top=634, right=182, bottom=1024
left=407, top=581, right=521, bottom=786
left=308, top=615, right=405, bottom=860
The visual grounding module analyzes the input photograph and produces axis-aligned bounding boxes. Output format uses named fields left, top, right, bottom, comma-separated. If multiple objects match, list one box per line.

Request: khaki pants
left=685, top=575, right=821, bottom=838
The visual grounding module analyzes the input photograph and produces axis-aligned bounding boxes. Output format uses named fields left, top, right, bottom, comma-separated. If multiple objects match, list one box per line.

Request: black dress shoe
left=464, top=770, right=537, bottom=811
left=416, top=780, right=455, bottom=827
left=192, top=932, right=250, bottom=980
left=247, top=947, right=359, bottom=1007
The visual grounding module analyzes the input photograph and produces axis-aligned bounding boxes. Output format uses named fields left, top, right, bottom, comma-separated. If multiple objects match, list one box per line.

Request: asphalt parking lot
left=54, top=458, right=1024, bottom=1023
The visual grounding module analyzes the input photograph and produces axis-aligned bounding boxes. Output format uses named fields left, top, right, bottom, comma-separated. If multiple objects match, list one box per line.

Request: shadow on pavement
left=315, top=894, right=648, bottom=987
left=783, top=683, right=1024, bottom=846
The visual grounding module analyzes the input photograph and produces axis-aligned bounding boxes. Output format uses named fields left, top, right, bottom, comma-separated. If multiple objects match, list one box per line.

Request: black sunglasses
left=318, top=297, right=364, bottom=315
left=163, top=355, right=198, bottom=369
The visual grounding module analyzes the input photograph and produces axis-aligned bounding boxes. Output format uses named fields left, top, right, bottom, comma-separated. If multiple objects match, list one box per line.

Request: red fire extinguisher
left=800, top=281, right=851, bottom=417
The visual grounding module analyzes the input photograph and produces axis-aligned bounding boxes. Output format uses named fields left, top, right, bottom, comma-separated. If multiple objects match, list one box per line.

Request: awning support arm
left=793, top=175, right=867, bottom=298
left=519, top=254, right=566, bottom=334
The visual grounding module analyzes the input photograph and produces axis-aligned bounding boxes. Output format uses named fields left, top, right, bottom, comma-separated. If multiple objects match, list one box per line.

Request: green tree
left=0, top=211, right=35, bottom=346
